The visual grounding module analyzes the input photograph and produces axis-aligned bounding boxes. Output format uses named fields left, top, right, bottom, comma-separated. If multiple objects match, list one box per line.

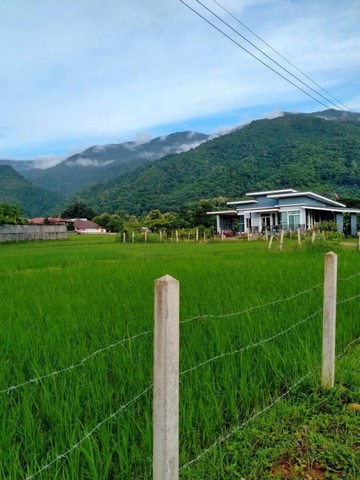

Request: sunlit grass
left=0, top=236, right=358, bottom=478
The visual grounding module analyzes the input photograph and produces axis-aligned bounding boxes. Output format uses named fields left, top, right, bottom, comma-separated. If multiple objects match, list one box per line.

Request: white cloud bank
left=0, top=0, right=359, bottom=159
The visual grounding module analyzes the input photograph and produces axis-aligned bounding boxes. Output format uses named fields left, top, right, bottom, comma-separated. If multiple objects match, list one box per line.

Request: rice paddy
left=0, top=235, right=358, bottom=479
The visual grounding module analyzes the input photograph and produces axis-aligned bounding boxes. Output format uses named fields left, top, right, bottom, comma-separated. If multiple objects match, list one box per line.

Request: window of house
left=279, top=212, right=288, bottom=228
left=288, top=210, right=301, bottom=229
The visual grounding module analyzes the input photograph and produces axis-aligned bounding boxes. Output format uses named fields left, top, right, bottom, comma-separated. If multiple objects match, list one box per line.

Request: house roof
left=206, top=210, right=237, bottom=216
left=246, top=189, right=297, bottom=197
left=73, top=219, right=103, bottom=229
left=227, top=200, right=257, bottom=206
left=267, top=191, right=346, bottom=208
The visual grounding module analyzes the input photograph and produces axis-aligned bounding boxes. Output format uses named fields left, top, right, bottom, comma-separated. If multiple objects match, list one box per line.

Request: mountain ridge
left=0, top=165, right=64, bottom=217
left=1, top=131, right=210, bottom=196
left=73, top=113, right=360, bottom=215
left=1, top=109, right=360, bottom=217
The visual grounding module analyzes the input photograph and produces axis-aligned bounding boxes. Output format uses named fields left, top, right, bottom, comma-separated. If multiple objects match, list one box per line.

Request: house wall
left=277, top=196, right=334, bottom=208
left=350, top=214, right=357, bottom=236
left=0, top=225, right=67, bottom=243
left=253, top=195, right=278, bottom=208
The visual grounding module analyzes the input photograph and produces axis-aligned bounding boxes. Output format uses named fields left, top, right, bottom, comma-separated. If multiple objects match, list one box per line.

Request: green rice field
left=0, top=235, right=359, bottom=479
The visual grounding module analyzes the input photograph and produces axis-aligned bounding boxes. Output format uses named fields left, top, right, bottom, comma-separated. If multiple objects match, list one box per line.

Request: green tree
left=61, top=201, right=97, bottom=219
left=142, top=210, right=181, bottom=232
left=122, top=214, right=140, bottom=233
left=0, top=202, right=24, bottom=224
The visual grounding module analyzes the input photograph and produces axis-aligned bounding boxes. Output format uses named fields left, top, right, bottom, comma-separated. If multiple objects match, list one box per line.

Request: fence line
left=338, top=271, right=360, bottom=281
left=2, top=288, right=359, bottom=397
left=25, top=383, right=153, bottom=480
left=0, top=282, right=326, bottom=395
left=180, top=367, right=319, bottom=471
left=181, top=282, right=324, bottom=324
left=24, top=330, right=360, bottom=480
left=337, top=292, right=360, bottom=305
left=0, top=258, right=360, bottom=480
left=181, top=309, right=322, bottom=375
left=0, top=256, right=357, bottom=478
left=180, top=334, right=360, bottom=472
left=0, top=330, right=151, bottom=395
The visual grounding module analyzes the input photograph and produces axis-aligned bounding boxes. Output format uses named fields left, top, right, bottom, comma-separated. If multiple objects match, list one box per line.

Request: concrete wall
left=0, top=224, right=67, bottom=243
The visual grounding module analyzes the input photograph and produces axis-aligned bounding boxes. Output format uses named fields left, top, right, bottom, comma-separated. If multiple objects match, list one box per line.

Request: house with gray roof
left=207, top=189, right=360, bottom=236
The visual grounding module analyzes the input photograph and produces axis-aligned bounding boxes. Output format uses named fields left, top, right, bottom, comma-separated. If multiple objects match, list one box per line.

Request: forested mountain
left=0, top=166, right=64, bottom=217
left=2, top=110, right=360, bottom=218
left=74, top=113, right=360, bottom=215
left=2, top=131, right=209, bottom=197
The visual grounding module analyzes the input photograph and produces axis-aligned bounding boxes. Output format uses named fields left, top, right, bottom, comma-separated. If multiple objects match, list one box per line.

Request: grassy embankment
left=0, top=235, right=358, bottom=479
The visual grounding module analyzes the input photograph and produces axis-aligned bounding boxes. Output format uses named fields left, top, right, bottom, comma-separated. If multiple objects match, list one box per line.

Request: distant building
left=73, top=219, right=106, bottom=234
left=207, top=189, right=360, bottom=236
left=28, top=217, right=69, bottom=226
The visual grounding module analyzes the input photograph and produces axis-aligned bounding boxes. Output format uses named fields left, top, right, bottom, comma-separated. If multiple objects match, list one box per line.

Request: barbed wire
left=5, top=280, right=359, bottom=479
left=180, top=367, right=318, bottom=471
left=1, top=330, right=151, bottom=395
left=180, top=332, right=360, bottom=472
left=181, top=282, right=323, bottom=324
left=0, top=283, right=323, bottom=395
left=181, top=309, right=322, bottom=375
left=338, top=271, right=360, bottom=281
left=23, top=333, right=360, bottom=479
left=2, top=284, right=358, bottom=398
left=336, top=336, right=360, bottom=359
left=25, top=383, right=153, bottom=480
left=337, top=292, right=360, bottom=306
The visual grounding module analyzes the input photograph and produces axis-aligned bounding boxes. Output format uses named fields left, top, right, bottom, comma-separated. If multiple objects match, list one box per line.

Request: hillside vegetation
left=9, top=131, right=210, bottom=197
left=2, top=111, right=360, bottom=217
left=0, top=165, right=64, bottom=217
left=75, top=114, right=360, bottom=215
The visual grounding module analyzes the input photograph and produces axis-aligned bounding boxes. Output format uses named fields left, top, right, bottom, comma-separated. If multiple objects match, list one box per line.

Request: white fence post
left=153, top=275, right=179, bottom=480
left=322, top=252, right=338, bottom=389
left=268, top=235, right=274, bottom=249
left=279, top=230, right=284, bottom=250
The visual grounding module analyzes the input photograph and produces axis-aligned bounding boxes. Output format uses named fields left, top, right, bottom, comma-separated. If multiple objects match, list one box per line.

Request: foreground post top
left=155, top=274, right=179, bottom=284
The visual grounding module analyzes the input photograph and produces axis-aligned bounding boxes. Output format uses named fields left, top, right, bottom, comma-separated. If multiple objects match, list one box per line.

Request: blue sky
left=1, top=0, right=359, bottom=165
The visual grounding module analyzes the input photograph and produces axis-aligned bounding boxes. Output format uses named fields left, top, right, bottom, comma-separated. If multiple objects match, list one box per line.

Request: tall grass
left=0, top=236, right=358, bottom=478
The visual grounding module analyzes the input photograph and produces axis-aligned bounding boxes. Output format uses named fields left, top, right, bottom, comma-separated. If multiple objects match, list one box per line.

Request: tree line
left=60, top=198, right=229, bottom=233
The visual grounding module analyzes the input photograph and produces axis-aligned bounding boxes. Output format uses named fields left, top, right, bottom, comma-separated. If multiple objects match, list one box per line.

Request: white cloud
left=0, top=0, right=359, bottom=159
left=67, top=158, right=114, bottom=167
left=133, top=132, right=152, bottom=146
left=32, top=155, right=65, bottom=169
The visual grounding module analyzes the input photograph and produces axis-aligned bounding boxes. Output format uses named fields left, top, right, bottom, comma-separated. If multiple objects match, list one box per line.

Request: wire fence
left=0, top=255, right=359, bottom=479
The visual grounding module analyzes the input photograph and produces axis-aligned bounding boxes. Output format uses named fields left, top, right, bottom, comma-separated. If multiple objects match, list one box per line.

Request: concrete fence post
left=279, top=230, right=284, bottom=250
left=268, top=235, right=274, bottom=249
left=297, top=227, right=301, bottom=247
left=153, top=275, right=179, bottom=480
left=123, top=232, right=126, bottom=243
left=322, top=252, right=338, bottom=389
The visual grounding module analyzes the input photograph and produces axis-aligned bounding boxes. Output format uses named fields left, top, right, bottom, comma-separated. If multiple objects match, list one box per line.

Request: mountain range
left=1, top=109, right=360, bottom=217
